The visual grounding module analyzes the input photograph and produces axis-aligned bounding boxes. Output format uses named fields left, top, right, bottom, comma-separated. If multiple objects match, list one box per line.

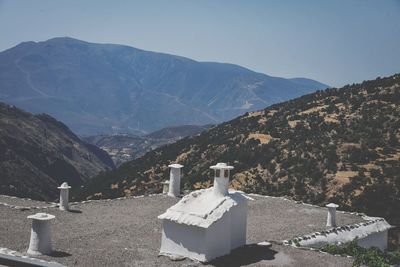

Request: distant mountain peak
left=0, top=37, right=328, bottom=135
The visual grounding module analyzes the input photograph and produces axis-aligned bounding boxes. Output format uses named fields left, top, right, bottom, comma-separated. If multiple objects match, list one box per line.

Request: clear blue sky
left=1, top=0, right=399, bottom=86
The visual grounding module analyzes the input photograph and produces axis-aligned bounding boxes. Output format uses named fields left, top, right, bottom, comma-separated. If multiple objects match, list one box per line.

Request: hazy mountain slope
left=83, top=125, right=211, bottom=166
left=144, top=125, right=211, bottom=139
left=76, top=74, right=400, bottom=226
left=0, top=37, right=327, bottom=135
left=0, top=102, right=114, bottom=201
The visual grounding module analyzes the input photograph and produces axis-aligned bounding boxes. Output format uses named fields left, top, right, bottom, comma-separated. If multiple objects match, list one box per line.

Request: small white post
left=210, top=163, right=234, bottom=198
left=168, top=164, right=184, bottom=197
left=162, top=180, right=170, bottom=194
left=58, top=182, right=71, bottom=211
left=27, top=213, right=55, bottom=255
left=326, top=203, right=339, bottom=228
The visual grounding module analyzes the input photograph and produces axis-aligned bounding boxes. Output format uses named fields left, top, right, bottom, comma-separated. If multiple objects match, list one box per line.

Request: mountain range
left=76, top=74, right=400, bottom=227
left=0, top=37, right=327, bottom=135
left=0, top=102, right=114, bottom=201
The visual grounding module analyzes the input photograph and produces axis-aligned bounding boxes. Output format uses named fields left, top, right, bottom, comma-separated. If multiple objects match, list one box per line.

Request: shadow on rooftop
left=68, top=209, right=82, bottom=213
left=49, top=250, right=72, bottom=258
left=209, top=244, right=277, bottom=267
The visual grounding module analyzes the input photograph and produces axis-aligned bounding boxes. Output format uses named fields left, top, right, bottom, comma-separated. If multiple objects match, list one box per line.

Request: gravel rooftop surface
left=0, top=194, right=365, bottom=266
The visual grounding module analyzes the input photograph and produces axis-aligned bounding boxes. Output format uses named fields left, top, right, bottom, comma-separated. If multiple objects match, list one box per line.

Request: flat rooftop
left=0, top=193, right=365, bottom=266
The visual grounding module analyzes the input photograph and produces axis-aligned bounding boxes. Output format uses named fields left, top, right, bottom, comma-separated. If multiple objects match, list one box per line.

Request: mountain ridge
left=0, top=102, right=115, bottom=201
left=0, top=37, right=327, bottom=135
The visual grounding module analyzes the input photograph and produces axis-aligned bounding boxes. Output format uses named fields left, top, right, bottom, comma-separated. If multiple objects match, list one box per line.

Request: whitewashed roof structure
left=158, top=188, right=251, bottom=228
left=289, top=216, right=392, bottom=248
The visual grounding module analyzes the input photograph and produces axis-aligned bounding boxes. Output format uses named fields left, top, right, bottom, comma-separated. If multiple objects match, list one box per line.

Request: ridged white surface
left=158, top=188, right=249, bottom=228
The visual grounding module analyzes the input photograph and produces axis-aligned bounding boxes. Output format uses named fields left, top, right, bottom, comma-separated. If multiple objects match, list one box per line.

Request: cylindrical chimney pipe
left=326, top=203, right=339, bottom=227
left=58, top=182, right=71, bottom=211
left=210, top=163, right=234, bottom=197
left=168, top=164, right=183, bottom=197
left=162, top=180, right=170, bottom=194
left=27, top=213, right=55, bottom=255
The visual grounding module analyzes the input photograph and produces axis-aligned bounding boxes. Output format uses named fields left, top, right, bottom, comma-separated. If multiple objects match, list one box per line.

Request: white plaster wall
left=205, top=212, right=231, bottom=261
left=230, top=202, right=247, bottom=250
left=160, top=220, right=207, bottom=262
left=357, top=230, right=388, bottom=251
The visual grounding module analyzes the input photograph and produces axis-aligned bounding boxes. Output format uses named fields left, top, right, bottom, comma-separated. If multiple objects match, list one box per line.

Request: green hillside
left=76, top=74, right=400, bottom=227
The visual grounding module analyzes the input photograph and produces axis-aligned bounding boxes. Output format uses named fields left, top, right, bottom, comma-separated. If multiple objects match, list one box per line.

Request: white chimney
left=58, top=182, right=71, bottom=211
left=326, top=203, right=339, bottom=227
left=162, top=180, right=170, bottom=194
left=210, top=163, right=234, bottom=197
left=168, top=164, right=184, bottom=197
left=27, top=213, right=55, bottom=255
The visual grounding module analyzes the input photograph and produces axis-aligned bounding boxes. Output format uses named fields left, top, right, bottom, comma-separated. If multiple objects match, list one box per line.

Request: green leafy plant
left=321, top=239, right=400, bottom=267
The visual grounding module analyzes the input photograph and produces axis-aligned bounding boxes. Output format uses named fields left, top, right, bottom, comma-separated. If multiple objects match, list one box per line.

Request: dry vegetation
left=76, top=74, right=400, bottom=232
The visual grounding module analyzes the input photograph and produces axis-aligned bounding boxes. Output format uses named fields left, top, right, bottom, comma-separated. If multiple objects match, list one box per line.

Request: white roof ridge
left=184, top=197, right=229, bottom=219
left=288, top=218, right=393, bottom=248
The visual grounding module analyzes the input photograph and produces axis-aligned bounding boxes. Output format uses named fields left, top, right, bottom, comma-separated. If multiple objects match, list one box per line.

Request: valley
left=83, top=125, right=211, bottom=166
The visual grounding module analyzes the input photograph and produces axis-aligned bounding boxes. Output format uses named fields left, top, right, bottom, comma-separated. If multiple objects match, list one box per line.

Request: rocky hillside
left=0, top=103, right=115, bottom=201
left=83, top=125, right=211, bottom=166
left=0, top=37, right=327, bottom=135
left=144, top=125, right=212, bottom=140
left=76, top=74, right=399, bottom=226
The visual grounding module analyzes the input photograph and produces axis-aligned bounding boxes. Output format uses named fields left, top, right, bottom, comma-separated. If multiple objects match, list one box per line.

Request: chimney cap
left=168, top=163, right=184, bottom=168
left=162, top=180, right=170, bottom=185
left=210, top=162, right=234, bottom=170
left=58, top=182, right=71, bottom=189
left=27, top=212, right=55, bottom=221
left=326, top=203, right=339, bottom=208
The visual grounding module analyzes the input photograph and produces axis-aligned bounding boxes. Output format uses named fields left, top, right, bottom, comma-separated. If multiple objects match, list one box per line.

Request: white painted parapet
left=168, top=164, right=183, bottom=197
left=210, top=163, right=234, bottom=198
left=326, top=203, right=338, bottom=228
left=58, top=182, right=71, bottom=211
left=27, top=213, right=55, bottom=255
left=286, top=217, right=392, bottom=251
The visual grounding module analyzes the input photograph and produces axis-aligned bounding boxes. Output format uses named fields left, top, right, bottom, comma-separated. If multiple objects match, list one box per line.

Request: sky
left=0, top=0, right=399, bottom=87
